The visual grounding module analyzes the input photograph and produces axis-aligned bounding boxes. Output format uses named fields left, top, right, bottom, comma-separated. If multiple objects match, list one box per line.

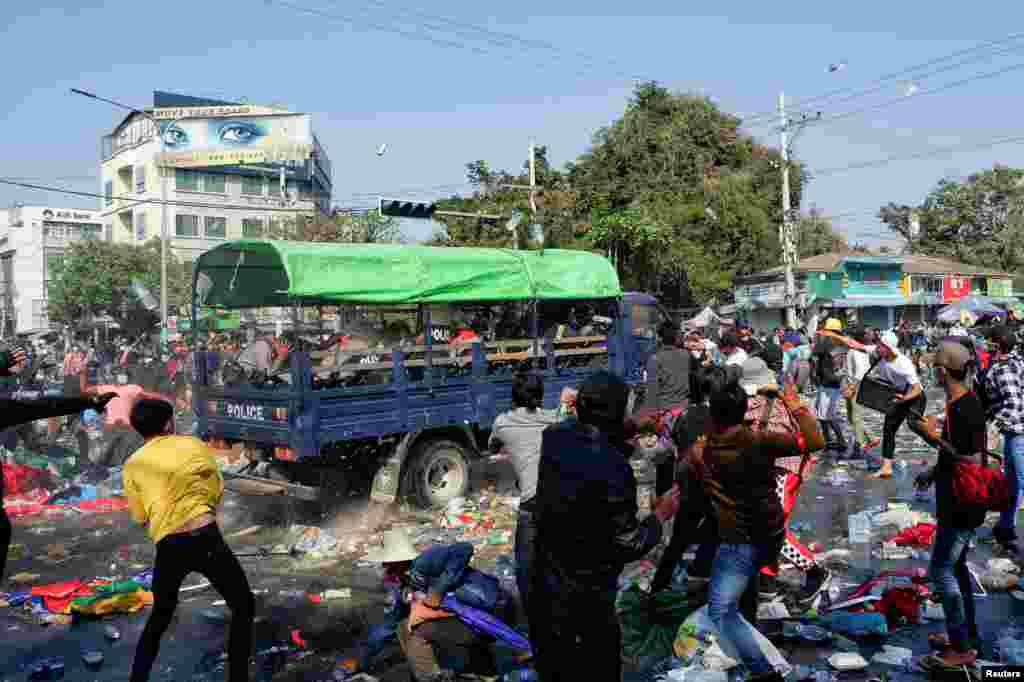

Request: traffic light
left=378, top=198, right=436, bottom=219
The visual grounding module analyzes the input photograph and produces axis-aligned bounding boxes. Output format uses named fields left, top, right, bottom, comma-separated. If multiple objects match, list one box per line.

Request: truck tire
left=407, top=438, right=471, bottom=509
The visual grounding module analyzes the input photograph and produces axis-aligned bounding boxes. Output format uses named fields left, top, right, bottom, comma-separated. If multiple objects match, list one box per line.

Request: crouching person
left=124, top=399, right=254, bottom=682
left=343, top=532, right=505, bottom=682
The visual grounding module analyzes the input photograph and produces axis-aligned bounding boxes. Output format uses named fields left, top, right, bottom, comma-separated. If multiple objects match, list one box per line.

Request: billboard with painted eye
left=154, top=114, right=313, bottom=168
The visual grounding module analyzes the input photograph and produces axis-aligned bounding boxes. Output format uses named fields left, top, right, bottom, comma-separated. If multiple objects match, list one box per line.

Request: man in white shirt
left=867, top=331, right=927, bottom=478
left=822, top=329, right=926, bottom=478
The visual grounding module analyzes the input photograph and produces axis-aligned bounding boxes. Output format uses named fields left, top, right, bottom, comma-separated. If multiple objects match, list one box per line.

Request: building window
left=176, top=169, right=200, bottom=192
left=104, top=180, right=114, bottom=206
left=205, top=216, right=227, bottom=239
left=105, top=223, right=113, bottom=242
left=204, top=173, right=226, bottom=194
left=135, top=165, right=146, bottom=193
left=81, top=223, right=102, bottom=240
left=32, top=299, right=49, bottom=330
left=175, top=214, right=199, bottom=238
left=241, top=175, right=264, bottom=196
left=134, top=213, right=146, bottom=241
left=242, top=218, right=264, bottom=238
left=268, top=178, right=281, bottom=198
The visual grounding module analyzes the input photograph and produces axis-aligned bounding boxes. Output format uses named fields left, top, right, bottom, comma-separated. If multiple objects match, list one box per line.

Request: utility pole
left=525, top=141, right=537, bottom=251
left=779, top=92, right=798, bottom=329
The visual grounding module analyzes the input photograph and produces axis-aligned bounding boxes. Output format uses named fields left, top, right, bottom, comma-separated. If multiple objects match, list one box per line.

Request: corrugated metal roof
left=741, top=251, right=1014, bottom=281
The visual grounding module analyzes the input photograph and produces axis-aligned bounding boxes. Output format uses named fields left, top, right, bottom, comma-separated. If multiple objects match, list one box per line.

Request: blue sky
left=3, top=0, right=1024, bottom=248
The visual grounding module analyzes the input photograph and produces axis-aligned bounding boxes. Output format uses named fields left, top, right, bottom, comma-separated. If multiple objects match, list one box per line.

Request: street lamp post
left=70, top=88, right=179, bottom=346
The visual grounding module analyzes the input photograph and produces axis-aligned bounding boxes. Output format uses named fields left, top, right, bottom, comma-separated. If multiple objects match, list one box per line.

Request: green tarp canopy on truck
left=193, top=240, right=622, bottom=308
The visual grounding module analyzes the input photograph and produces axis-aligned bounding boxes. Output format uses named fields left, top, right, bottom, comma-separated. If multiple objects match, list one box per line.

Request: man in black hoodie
left=529, top=371, right=681, bottom=682
left=0, top=348, right=117, bottom=581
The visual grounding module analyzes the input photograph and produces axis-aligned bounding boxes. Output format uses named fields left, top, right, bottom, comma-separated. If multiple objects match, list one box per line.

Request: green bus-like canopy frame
left=193, top=240, right=622, bottom=309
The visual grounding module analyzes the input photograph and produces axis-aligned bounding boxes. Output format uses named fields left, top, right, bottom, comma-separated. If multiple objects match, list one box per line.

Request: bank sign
left=40, top=208, right=95, bottom=222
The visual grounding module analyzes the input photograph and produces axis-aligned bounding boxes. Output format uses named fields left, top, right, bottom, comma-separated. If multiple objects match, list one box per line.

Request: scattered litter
left=291, top=629, right=308, bottom=648
left=82, top=650, right=104, bottom=667
left=988, top=558, right=1020, bottom=574
left=323, top=588, right=352, bottom=600
left=873, top=645, right=913, bottom=666
left=757, top=601, right=790, bottom=620
left=848, top=512, right=872, bottom=544
left=9, top=571, right=40, bottom=583
left=27, top=656, right=65, bottom=679
left=227, top=525, right=262, bottom=538
left=201, top=608, right=228, bottom=624
left=828, top=652, right=868, bottom=671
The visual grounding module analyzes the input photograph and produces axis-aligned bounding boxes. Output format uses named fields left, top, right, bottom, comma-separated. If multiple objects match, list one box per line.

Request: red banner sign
left=943, top=276, right=971, bottom=303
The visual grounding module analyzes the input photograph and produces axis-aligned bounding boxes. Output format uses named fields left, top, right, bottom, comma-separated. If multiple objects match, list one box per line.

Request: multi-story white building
left=0, top=204, right=104, bottom=334
left=100, top=91, right=332, bottom=264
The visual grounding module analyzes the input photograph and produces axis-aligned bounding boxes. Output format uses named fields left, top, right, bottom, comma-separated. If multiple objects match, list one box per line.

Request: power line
left=0, top=177, right=363, bottom=214
left=336, top=0, right=648, bottom=82
left=810, top=60, right=1024, bottom=131
left=740, top=31, right=1024, bottom=125
left=812, top=132, right=1024, bottom=177
left=264, top=0, right=645, bottom=83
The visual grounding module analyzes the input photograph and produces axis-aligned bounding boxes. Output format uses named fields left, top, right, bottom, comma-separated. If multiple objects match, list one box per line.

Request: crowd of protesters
left=0, top=305, right=1022, bottom=681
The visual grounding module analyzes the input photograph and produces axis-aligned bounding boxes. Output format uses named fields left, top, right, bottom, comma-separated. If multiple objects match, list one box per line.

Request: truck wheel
left=407, top=438, right=471, bottom=509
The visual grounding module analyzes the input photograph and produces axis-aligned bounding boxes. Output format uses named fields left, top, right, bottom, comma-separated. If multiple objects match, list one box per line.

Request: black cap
left=987, top=325, right=1018, bottom=351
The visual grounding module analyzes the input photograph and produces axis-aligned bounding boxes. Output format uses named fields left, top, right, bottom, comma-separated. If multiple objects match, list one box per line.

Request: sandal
left=919, top=650, right=977, bottom=672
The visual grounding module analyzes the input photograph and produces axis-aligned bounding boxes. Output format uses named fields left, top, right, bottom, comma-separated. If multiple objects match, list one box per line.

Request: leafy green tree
left=878, top=165, right=1024, bottom=273
left=267, top=212, right=404, bottom=243
left=431, top=82, right=804, bottom=306
left=795, top=209, right=850, bottom=258
left=47, top=238, right=191, bottom=334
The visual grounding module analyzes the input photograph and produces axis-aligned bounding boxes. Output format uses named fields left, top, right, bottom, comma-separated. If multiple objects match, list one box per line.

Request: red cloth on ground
left=3, top=463, right=51, bottom=496
left=77, top=498, right=131, bottom=513
left=876, top=586, right=926, bottom=626
left=31, top=580, right=96, bottom=613
left=889, top=522, right=937, bottom=547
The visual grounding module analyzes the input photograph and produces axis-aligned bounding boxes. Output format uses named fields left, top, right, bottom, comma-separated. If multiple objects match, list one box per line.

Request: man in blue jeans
left=697, top=375, right=823, bottom=682
left=983, top=325, right=1024, bottom=553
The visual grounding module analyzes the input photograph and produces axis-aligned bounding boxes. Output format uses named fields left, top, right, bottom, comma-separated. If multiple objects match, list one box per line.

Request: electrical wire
left=812, top=132, right=1024, bottom=178
left=745, top=58, right=1024, bottom=135
left=337, top=0, right=648, bottom=82
left=264, top=0, right=647, bottom=83
left=739, top=31, right=1024, bottom=125
left=0, top=177, right=375, bottom=214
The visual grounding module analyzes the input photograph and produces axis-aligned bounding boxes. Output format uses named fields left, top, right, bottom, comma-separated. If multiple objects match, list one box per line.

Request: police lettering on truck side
left=227, top=403, right=265, bottom=421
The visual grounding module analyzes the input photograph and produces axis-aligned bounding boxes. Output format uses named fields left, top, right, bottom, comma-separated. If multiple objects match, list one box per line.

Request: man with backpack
left=812, top=319, right=847, bottom=452
left=982, top=325, right=1024, bottom=554
left=340, top=533, right=512, bottom=681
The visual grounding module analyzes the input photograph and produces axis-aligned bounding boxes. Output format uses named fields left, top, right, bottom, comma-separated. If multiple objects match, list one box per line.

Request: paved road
left=1, top=386, right=1021, bottom=681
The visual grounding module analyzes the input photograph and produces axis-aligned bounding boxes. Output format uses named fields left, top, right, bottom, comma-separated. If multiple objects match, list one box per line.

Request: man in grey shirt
left=488, top=372, right=560, bottom=616
left=639, top=321, right=691, bottom=418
